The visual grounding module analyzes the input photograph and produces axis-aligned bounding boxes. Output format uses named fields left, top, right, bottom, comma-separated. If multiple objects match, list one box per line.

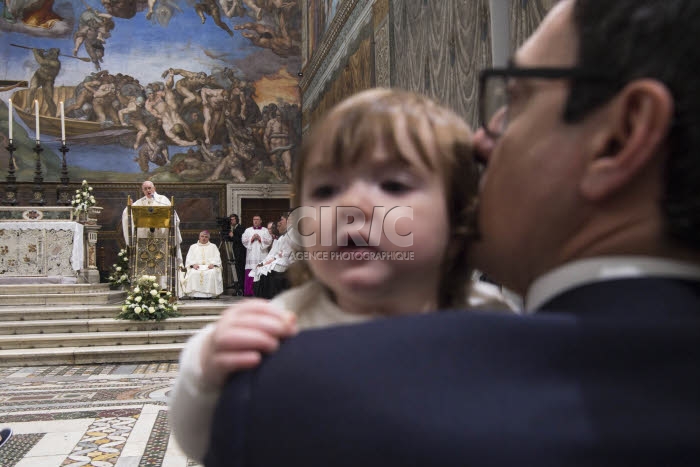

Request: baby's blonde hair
left=290, top=88, right=480, bottom=308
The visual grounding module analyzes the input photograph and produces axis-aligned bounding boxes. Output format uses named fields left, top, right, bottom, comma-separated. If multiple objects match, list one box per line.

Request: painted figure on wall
left=25, top=46, right=60, bottom=116
left=0, top=0, right=301, bottom=184
left=73, top=6, right=114, bottom=70
left=3, top=0, right=64, bottom=29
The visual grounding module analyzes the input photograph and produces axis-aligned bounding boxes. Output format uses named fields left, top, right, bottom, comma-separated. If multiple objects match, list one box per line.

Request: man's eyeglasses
left=478, top=67, right=617, bottom=138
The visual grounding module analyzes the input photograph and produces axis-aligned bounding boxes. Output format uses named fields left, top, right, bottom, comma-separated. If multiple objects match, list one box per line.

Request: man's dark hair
left=564, top=0, right=700, bottom=248
left=229, top=213, right=239, bottom=222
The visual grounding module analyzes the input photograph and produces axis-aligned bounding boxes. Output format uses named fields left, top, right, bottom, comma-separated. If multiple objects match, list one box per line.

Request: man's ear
left=580, top=79, right=673, bottom=201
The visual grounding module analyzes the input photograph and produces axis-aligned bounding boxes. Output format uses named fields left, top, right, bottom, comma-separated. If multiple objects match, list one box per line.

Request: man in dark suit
left=220, top=213, right=246, bottom=296
left=206, top=0, right=700, bottom=465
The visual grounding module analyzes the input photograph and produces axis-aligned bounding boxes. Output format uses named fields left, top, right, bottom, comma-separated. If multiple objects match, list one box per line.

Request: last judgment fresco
left=0, top=0, right=302, bottom=183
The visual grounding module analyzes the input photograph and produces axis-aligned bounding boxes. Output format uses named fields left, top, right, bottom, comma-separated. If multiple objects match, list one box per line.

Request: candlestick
left=60, top=101, right=66, bottom=144
left=2, top=140, right=18, bottom=206
left=57, top=143, right=71, bottom=205
left=34, top=99, right=40, bottom=144
left=8, top=98, right=12, bottom=144
left=30, top=143, right=45, bottom=206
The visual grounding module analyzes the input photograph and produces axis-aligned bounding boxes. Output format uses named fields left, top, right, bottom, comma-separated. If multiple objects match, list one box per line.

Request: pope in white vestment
left=122, top=182, right=183, bottom=252
left=181, top=231, right=223, bottom=298
left=121, top=181, right=183, bottom=290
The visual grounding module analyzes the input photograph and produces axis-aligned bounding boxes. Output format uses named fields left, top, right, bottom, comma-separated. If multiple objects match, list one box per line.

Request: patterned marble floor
left=0, top=363, right=201, bottom=467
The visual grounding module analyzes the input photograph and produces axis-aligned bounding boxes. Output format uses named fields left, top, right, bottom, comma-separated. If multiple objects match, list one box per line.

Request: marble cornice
left=301, top=0, right=374, bottom=113
left=300, top=0, right=361, bottom=93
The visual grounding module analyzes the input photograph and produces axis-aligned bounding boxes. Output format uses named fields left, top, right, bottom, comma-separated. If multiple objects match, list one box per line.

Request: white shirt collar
left=525, top=256, right=700, bottom=313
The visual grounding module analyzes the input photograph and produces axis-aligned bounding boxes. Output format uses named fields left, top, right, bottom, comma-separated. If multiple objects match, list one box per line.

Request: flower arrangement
left=116, top=275, right=179, bottom=321
left=71, top=180, right=97, bottom=215
left=108, top=248, right=131, bottom=289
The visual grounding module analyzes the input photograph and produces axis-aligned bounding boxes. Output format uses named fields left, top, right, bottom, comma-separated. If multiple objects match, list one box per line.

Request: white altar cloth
left=1, top=221, right=84, bottom=271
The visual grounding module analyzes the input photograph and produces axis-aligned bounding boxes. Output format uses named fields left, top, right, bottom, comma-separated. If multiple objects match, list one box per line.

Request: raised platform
left=0, top=282, right=239, bottom=367
left=0, top=276, right=79, bottom=285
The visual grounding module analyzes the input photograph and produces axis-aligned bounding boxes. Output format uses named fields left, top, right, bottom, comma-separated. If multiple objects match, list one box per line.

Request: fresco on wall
left=307, top=0, right=339, bottom=58
left=0, top=0, right=302, bottom=184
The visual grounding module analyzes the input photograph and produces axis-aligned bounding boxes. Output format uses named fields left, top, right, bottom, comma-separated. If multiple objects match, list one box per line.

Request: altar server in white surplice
left=181, top=231, right=223, bottom=298
left=241, top=215, right=272, bottom=296
left=250, top=213, right=294, bottom=299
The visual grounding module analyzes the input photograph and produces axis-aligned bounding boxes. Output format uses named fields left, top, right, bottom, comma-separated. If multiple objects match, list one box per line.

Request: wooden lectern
left=126, top=199, right=178, bottom=293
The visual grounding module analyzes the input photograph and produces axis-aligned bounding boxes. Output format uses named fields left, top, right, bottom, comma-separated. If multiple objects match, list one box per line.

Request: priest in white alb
left=181, top=231, right=223, bottom=298
left=241, top=214, right=272, bottom=296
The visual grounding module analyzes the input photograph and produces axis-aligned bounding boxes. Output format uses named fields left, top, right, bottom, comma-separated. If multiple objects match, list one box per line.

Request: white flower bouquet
left=71, top=180, right=97, bottom=215
left=108, top=248, right=131, bottom=288
left=117, top=275, right=179, bottom=321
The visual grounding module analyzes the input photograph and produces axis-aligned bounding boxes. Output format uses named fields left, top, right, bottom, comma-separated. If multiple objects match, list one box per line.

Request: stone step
left=0, top=301, right=232, bottom=321
left=0, top=291, right=126, bottom=306
left=0, top=343, right=186, bottom=366
left=0, top=283, right=239, bottom=365
left=0, top=283, right=113, bottom=295
left=0, top=329, right=197, bottom=350
left=0, top=316, right=218, bottom=335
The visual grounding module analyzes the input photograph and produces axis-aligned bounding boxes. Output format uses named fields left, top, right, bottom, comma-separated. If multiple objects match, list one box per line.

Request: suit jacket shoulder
left=206, top=278, right=700, bottom=467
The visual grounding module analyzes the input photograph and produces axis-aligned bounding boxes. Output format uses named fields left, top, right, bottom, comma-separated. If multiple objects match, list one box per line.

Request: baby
left=169, top=88, right=519, bottom=462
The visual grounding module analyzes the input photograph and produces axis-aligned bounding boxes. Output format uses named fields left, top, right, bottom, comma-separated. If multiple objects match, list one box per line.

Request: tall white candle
left=60, top=101, right=66, bottom=144
left=34, top=99, right=40, bottom=144
left=8, top=98, right=13, bottom=143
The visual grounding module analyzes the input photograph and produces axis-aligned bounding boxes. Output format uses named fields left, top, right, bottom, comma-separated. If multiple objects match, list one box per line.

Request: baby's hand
left=200, top=299, right=297, bottom=389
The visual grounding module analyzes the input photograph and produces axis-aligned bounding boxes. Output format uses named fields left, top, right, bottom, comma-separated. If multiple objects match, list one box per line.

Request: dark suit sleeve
left=234, top=225, right=244, bottom=242
left=205, top=305, right=700, bottom=467
left=204, top=312, right=522, bottom=466
left=204, top=370, right=255, bottom=467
